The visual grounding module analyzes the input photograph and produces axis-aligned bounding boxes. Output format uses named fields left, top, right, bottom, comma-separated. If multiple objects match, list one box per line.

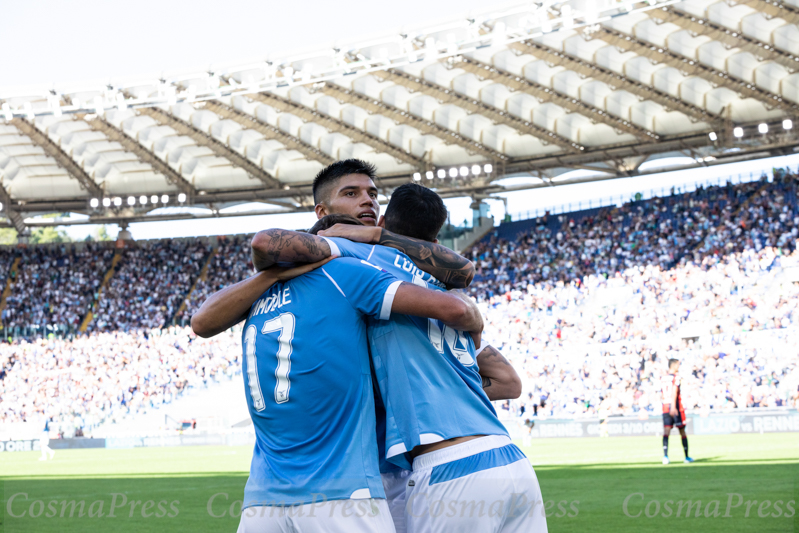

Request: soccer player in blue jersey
left=248, top=163, right=543, bottom=532
left=192, top=248, right=485, bottom=532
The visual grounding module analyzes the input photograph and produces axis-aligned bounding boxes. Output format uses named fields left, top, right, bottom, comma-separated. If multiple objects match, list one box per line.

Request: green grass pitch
left=1, top=433, right=796, bottom=532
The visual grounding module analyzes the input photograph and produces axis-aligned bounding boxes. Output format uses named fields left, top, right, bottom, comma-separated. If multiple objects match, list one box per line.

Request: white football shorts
left=237, top=498, right=395, bottom=533
left=404, top=435, right=548, bottom=533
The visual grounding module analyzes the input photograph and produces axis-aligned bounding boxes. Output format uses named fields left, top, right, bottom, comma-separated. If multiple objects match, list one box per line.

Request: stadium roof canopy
left=1, top=0, right=798, bottom=232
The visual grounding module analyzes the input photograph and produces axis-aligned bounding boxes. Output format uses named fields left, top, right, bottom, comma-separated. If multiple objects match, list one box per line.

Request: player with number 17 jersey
left=240, top=257, right=400, bottom=509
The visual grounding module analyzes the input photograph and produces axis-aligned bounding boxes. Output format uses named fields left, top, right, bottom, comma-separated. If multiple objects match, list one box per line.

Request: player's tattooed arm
left=192, top=258, right=333, bottom=337
left=251, top=229, right=332, bottom=272
left=477, top=345, right=522, bottom=401
left=378, top=229, right=474, bottom=289
left=318, top=223, right=474, bottom=289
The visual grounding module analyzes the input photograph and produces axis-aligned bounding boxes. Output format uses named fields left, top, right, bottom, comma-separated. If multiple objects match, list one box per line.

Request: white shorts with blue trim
left=404, top=435, right=547, bottom=533
left=237, top=499, right=395, bottom=533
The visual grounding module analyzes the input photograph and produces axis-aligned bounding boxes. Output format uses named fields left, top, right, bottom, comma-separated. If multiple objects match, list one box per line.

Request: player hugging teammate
left=193, top=159, right=547, bottom=533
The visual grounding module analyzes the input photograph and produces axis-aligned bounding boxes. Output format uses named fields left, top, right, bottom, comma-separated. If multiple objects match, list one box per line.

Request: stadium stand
left=1, top=169, right=799, bottom=433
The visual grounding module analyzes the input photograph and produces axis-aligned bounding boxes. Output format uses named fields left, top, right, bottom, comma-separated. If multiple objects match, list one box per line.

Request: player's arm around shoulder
left=191, top=258, right=332, bottom=338
left=250, top=229, right=334, bottom=272
left=390, top=284, right=483, bottom=335
left=319, top=224, right=474, bottom=289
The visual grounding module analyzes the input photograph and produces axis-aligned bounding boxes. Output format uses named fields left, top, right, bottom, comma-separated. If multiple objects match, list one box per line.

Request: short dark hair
left=668, top=358, right=680, bottom=369
left=383, top=183, right=447, bottom=242
left=312, top=159, right=378, bottom=205
left=308, top=214, right=363, bottom=235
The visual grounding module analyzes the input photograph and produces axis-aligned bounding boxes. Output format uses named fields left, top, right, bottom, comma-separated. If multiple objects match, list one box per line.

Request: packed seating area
left=1, top=169, right=798, bottom=432
left=175, top=235, right=253, bottom=326
left=0, top=327, right=241, bottom=430
left=88, top=239, right=211, bottom=332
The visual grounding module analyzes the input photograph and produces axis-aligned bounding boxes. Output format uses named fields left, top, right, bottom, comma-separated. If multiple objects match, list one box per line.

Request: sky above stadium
left=1, top=0, right=510, bottom=91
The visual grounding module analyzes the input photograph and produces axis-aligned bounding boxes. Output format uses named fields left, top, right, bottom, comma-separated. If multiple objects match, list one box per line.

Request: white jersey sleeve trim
left=321, top=237, right=340, bottom=258
left=321, top=268, right=346, bottom=298
left=380, top=280, right=403, bottom=321
left=475, top=343, right=490, bottom=356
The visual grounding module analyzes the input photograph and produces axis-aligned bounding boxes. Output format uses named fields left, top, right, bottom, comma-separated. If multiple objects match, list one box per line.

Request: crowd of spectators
left=483, top=246, right=799, bottom=420
left=176, top=235, right=253, bottom=326
left=89, top=239, right=210, bottom=332
left=0, top=327, right=241, bottom=431
left=1, top=244, right=114, bottom=338
left=1, top=169, right=799, bottom=431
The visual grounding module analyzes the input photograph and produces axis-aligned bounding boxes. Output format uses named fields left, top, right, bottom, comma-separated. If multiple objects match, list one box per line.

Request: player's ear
left=433, top=238, right=439, bottom=244
left=314, top=203, right=328, bottom=219
left=377, top=215, right=386, bottom=228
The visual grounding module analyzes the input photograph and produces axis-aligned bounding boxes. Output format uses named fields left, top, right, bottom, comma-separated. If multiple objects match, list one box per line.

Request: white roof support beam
left=137, top=105, right=283, bottom=188
left=511, top=41, right=719, bottom=124
left=85, top=115, right=198, bottom=198
left=11, top=117, right=105, bottom=198
left=250, top=92, right=425, bottom=169
left=594, top=26, right=799, bottom=114
left=0, top=183, right=27, bottom=234
left=317, top=82, right=508, bottom=162
left=454, top=57, right=658, bottom=142
left=378, top=68, right=584, bottom=153
left=204, top=99, right=335, bottom=168
left=657, top=7, right=798, bottom=73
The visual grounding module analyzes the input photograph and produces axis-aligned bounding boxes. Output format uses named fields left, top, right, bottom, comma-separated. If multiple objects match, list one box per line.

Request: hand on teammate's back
left=449, top=290, right=484, bottom=339
left=268, top=257, right=335, bottom=281
left=318, top=223, right=381, bottom=243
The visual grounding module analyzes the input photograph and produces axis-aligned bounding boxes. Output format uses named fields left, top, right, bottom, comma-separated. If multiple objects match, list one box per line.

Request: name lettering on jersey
left=249, top=287, right=292, bottom=319
left=392, top=255, right=446, bottom=289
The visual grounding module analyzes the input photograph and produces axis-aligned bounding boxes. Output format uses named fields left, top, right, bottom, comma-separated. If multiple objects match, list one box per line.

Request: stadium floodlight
left=425, top=171, right=434, bottom=180
left=139, top=195, right=147, bottom=205
left=178, top=193, right=187, bottom=203
left=448, top=168, right=458, bottom=178
left=113, top=197, right=122, bottom=207
left=708, top=132, right=718, bottom=141
left=161, top=194, right=169, bottom=204
left=783, top=119, right=793, bottom=130
left=413, top=172, right=421, bottom=181
left=437, top=169, right=446, bottom=178
left=758, top=123, right=768, bottom=134
left=90, top=198, right=99, bottom=208
left=459, top=166, right=469, bottom=177
left=150, top=195, right=158, bottom=204
left=102, top=198, right=111, bottom=207
left=733, top=126, right=744, bottom=138
left=484, top=163, right=493, bottom=174
left=127, top=196, right=135, bottom=206
left=471, top=164, right=481, bottom=175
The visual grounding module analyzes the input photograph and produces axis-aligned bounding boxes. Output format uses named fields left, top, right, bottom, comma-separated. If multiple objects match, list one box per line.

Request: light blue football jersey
left=241, top=257, right=402, bottom=508
left=324, top=237, right=509, bottom=470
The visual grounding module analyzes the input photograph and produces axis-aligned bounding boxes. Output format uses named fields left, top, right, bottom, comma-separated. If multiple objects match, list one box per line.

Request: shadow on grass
left=1, top=463, right=796, bottom=533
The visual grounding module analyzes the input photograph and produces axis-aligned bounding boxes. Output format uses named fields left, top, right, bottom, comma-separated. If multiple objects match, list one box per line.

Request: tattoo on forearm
left=253, top=230, right=330, bottom=271
left=480, top=345, right=513, bottom=366
left=482, top=375, right=492, bottom=389
left=378, top=230, right=475, bottom=288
